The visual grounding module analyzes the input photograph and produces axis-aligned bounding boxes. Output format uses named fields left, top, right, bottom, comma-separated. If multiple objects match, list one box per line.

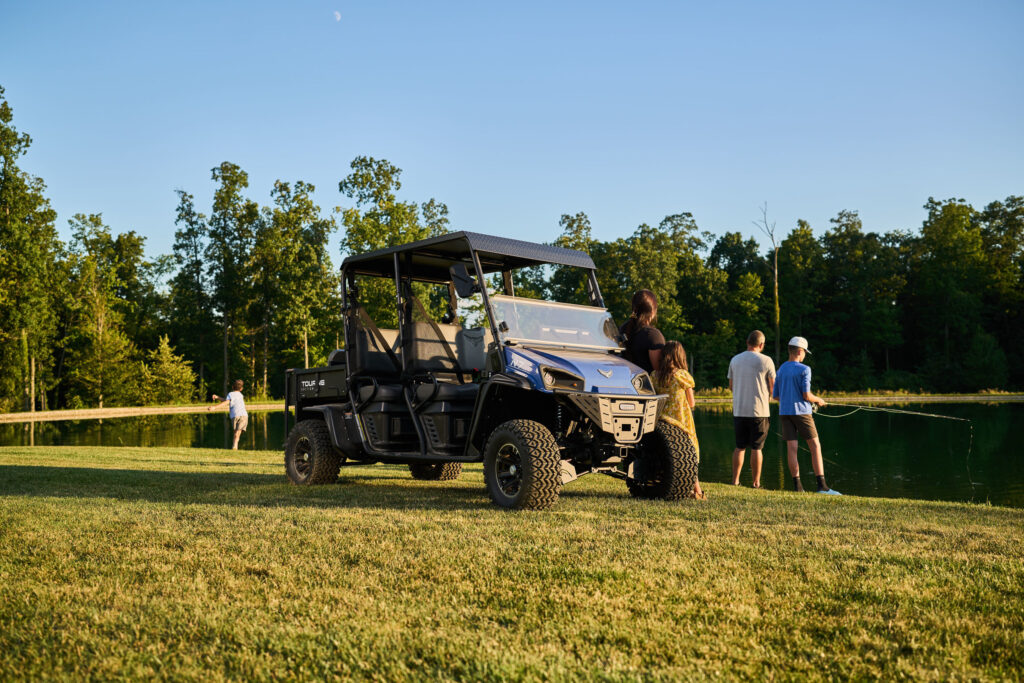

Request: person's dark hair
left=656, top=340, right=688, bottom=386
left=622, top=289, right=658, bottom=340
left=232, top=379, right=244, bottom=392
left=747, top=330, right=765, bottom=348
left=787, top=345, right=802, bottom=357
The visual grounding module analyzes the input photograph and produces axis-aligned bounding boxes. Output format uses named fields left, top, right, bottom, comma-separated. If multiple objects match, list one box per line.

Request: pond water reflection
left=2, top=402, right=1021, bottom=507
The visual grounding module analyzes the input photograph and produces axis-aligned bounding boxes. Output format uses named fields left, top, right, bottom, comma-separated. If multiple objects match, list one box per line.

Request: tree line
left=1, top=86, right=1022, bottom=412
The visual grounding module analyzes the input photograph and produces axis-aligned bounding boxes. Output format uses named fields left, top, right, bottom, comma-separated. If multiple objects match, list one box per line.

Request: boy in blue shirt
left=772, top=337, right=841, bottom=495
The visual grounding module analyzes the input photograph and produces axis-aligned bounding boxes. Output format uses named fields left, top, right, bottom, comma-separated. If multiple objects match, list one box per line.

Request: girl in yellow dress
left=653, top=341, right=705, bottom=499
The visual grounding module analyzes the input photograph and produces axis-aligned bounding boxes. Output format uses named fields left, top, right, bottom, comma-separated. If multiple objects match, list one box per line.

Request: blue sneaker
left=817, top=489, right=842, bottom=496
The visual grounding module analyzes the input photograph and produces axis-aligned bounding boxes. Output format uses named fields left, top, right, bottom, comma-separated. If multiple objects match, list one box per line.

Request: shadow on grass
left=0, top=465, right=488, bottom=511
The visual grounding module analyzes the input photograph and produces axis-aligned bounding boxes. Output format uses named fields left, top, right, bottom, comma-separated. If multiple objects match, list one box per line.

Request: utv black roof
left=341, top=231, right=596, bottom=282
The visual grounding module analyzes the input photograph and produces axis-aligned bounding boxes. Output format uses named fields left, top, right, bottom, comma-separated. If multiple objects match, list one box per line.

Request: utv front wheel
left=285, top=420, right=342, bottom=485
left=627, top=422, right=698, bottom=500
left=408, top=462, right=462, bottom=481
left=483, top=419, right=562, bottom=510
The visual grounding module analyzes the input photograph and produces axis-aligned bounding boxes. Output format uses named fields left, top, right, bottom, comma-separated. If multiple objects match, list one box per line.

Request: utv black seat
left=356, top=383, right=404, bottom=403
left=413, top=381, right=479, bottom=404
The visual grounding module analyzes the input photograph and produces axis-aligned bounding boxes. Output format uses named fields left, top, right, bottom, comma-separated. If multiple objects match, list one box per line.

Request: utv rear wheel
left=408, top=462, right=463, bottom=481
left=285, top=420, right=342, bottom=485
left=627, top=422, right=698, bottom=500
left=483, top=419, right=562, bottom=510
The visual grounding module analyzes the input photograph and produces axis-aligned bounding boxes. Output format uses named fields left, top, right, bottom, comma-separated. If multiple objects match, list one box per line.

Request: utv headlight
left=632, top=373, right=655, bottom=395
left=540, top=367, right=584, bottom=392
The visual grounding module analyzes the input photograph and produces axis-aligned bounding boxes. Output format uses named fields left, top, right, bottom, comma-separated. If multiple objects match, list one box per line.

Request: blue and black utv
left=283, top=232, right=698, bottom=509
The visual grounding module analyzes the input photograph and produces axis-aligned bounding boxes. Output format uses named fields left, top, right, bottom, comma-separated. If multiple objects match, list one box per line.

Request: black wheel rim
left=294, top=436, right=313, bottom=477
left=495, top=442, right=523, bottom=497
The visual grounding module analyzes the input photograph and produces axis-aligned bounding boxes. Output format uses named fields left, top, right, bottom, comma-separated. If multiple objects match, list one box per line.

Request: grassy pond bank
left=1, top=446, right=1022, bottom=679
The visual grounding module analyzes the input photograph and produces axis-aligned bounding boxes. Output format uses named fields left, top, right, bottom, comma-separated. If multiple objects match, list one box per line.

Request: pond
left=2, top=403, right=1021, bottom=508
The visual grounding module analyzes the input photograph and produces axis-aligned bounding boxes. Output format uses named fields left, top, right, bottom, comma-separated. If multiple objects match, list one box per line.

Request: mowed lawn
left=1, top=447, right=1022, bottom=681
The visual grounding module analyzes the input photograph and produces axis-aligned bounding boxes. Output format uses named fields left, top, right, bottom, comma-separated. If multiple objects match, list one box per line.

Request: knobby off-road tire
left=408, top=462, right=463, bottom=481
left=483, top=419, right=562, bottom=510
left=285, top=419, right=342, bottom=485
left=627, top=421, right=699, bottom=501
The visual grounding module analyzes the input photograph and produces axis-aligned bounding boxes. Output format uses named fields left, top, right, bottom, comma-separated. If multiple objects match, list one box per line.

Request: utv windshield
left=489, top=295, right=621, bottom=350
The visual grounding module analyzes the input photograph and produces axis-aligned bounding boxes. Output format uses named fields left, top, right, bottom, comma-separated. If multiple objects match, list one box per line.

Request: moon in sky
left=333, top=11, right=341, bottom=21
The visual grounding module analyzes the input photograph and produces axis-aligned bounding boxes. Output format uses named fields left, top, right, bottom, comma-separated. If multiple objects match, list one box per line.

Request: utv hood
left=504, top=346, right=650, bottom=395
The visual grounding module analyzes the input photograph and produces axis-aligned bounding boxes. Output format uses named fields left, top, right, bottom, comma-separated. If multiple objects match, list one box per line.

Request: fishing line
left=816, top=402, right=970, bottom=423
left=816, top=402, right=977, bottom=489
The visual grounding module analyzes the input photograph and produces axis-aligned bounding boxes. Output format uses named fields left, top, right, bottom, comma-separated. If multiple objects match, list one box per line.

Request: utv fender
left=299, top=405, right=364, bottom=457
left=466, top=375, right=558, bottom=457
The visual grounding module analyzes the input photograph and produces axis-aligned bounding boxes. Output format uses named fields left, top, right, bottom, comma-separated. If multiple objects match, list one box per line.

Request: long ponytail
left=622, top=289, right=659, bottom=340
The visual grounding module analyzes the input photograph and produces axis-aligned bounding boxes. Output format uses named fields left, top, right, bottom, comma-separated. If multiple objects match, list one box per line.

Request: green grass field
left=2, top=446, right=1022, bottom=680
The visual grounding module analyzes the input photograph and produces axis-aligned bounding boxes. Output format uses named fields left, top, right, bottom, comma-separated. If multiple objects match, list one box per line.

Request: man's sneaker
left=817, top=488, right=842, bottom=496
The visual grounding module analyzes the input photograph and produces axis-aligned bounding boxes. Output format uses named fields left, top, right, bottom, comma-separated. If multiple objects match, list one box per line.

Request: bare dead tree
left=753, top=202, right=780, bottom=363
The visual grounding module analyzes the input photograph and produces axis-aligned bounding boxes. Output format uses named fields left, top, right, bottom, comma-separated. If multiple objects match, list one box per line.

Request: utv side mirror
left=450, top=263, right=480, bottom=298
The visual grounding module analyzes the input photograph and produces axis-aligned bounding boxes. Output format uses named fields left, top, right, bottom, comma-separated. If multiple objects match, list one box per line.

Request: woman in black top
left=620, top=289, right=666, bottom=373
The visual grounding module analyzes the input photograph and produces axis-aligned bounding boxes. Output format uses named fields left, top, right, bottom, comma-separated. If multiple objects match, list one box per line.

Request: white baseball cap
left=788, top=336, right=811, bottom=354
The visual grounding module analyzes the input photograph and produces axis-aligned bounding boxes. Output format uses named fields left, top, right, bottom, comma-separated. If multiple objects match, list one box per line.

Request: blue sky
left=2, top=1, right=1022, bottom=261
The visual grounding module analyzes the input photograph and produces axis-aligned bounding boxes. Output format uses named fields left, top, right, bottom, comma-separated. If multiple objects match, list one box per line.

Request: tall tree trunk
left=222, top=323, right=229, bottom=397
left=21, top=328, right=29, bottom=412
left=98, top=303, right=105, bottom=409
left=773, top=246, right=780, bottom=363
left=249, top=329, right=256, bottom=391
left=55, top=329, right=67, bottom=409
left=262, top=322, right=269, bottom=397
left=303, top=325, right=309, bottom=369
left=30, top=356, right=35, bottom=413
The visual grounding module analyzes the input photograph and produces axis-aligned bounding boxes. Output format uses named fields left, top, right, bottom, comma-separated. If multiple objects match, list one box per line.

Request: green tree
left=815, top=211, right=906, bottom=388
left=590, top=238, right=631, bottom=321
left=206, top=162, right=259, bottom=396
left=143, top=335, right=197, bottom=405
left=777, top=220, right=822, bottom=337
left=169, top=190, right=215, bottom=394
left=259, top=180, right=338, bottom=374
left=549, top=212, right=596, bottom=304
left=977, top=196, right=1024, bottom=386
left=0, top=85, right=61, bottom=412
left=338, top=156, right=449, bottom=327
left=707, top=232, right=767, bottom=285
left=63, top=214, right=139, bottom=408
left=905, top=198, right=989, bottom=390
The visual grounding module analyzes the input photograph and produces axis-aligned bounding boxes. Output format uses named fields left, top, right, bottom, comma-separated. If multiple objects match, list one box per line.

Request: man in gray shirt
left=727, top=330, right=776, bottom=488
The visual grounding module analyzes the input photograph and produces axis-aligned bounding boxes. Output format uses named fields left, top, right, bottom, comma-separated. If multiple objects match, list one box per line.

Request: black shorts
left=781, top=414, right=818, bottom=441
left=733, top=417, right=770, bottom=450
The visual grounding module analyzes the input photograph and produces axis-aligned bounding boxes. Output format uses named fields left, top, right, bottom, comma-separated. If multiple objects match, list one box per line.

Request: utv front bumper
left=566, top=393, right=664, bottom=444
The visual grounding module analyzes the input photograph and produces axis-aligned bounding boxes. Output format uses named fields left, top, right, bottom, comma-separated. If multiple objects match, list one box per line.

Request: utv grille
left=566, top=394, right=662, bottom=444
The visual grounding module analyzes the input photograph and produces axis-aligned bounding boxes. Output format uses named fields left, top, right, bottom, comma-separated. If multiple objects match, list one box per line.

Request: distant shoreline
left=0, top=403, right=285, bottom=424
left=1, top=393, right=1022, bottom=424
